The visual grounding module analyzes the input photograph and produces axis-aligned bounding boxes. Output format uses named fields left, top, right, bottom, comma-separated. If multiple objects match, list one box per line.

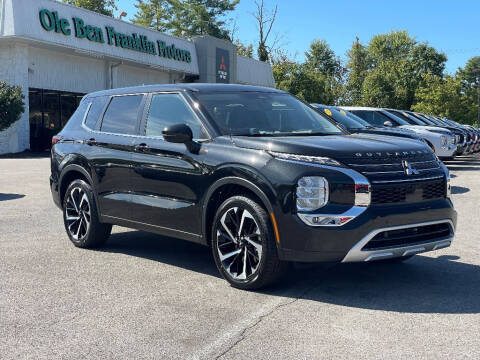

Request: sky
left=116, top=0, right=480, bottom=73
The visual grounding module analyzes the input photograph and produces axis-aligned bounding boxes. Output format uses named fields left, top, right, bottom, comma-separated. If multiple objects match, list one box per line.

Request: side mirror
left=383, top=120, right=393, bottom=127
left=162, top=124, right=193, bottom=144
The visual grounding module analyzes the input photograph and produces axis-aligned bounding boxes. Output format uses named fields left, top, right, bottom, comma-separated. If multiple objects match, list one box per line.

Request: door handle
left=135, top=143, right=149, bottom=152
left=86, top=138, right=97, bottom=146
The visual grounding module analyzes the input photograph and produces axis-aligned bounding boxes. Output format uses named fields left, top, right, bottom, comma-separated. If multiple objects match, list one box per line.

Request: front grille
left=371, top=178, right=446, bottom=204
left=362, top=223, right=452, bottom=251
left=345, top=151, right=441, bottom=179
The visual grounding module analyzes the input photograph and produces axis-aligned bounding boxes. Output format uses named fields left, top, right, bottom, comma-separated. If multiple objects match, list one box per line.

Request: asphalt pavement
left=1, top=154, right=479, bottom=359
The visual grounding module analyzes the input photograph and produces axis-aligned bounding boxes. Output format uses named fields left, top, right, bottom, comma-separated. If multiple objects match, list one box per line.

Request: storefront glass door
left=28, top=88, right=85, bottom=151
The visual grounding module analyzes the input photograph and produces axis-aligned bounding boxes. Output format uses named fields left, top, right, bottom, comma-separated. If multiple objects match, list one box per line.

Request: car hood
left=231, top=133, right=430, bottom=160
left=364, top=127, right=419, bottom=136
left=400, top=125, right=452, bottom=135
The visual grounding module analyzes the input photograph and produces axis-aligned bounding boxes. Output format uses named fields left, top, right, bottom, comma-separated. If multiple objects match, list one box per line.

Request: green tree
left=305, top=39, right=342, bottom=76
left=345, top=37, right=369, bottom=105
left=132, top=0, right=172, bottom=31
left=167, top=0, right=239, bottom=40
left=458, top=56, right=480, bottom=87
left=272, top=56, right=334, bottom=104
left=62, top=0, right=117, bottom=16
left=304, top=39, right=346, bottom=104
left=412, top=73, right=476, bottom=124
left=0, top=82, right=25, bottom=132
left=345, top=30, right=447, bottom=109
left=234, top=40, right=254, bottom=58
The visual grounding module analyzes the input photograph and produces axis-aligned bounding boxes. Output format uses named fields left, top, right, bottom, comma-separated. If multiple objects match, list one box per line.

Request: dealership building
left=0, top=0, right=274, bottom=154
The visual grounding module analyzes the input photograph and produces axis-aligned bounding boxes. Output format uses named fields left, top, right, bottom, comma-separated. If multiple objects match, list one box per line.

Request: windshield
left=312, top=105, right=366, bottom=130
left=193, top=92, right=344, bottom=136
left=426, top=115, right=446, bottom=126
left=351, top=109, right=403, bottom=127
left=337, top=108, right=372, bottom=127
left=412, top=113, right=436, bottom=126
left=389, top=110, right=424, bottom=125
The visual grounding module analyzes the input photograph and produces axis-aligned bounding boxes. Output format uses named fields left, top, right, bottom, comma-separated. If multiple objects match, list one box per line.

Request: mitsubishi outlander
left=50, top=84, right=456, bottom=289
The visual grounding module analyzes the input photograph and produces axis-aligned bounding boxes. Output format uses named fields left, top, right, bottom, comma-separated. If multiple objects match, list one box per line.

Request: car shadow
left=451, top=185, right=470, bottom=194
left=101, top=230, right=221, bottom=278
left=265, top=254, right=480, bottom=314
left=446, top=166, right=480, bottom=171
left=0, top=193, right=25, bottom=201
left=0, top=150, right=50, bottom=159
left=101, top=230, right=480, bottom=314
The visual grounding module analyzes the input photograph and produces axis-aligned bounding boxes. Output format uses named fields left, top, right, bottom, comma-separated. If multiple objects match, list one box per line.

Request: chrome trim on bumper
left=297, top=205, right=367, bottom=227
left=341, top=219, right=454, bottom=262
left=278, top=161, right=371, bottom=227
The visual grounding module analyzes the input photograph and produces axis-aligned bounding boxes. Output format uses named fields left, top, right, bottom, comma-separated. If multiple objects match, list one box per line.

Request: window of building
left=146, top=93, right=207, bottom=140
left=28, top=88, right=85, bottom=151
left=101, top=95, right=143, bottom=135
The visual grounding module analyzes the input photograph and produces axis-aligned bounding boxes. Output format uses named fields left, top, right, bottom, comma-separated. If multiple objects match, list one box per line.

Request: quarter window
left=101, top=95, right=143, bottom=135
left=146, top=93, right=207, bottom=140
left=85, top=96, right=109, bottom=129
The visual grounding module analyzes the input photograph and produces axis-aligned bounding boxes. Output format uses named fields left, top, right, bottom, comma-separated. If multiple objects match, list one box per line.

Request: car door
left=129, top=92, right=211, bottom=240
left=86, top=94, right=145, bottom=220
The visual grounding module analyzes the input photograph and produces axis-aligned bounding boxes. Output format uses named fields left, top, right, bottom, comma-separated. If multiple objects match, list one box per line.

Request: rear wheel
left=63, top=179, right=111, bottom=248
left=211, top=195, right=287, bottom=290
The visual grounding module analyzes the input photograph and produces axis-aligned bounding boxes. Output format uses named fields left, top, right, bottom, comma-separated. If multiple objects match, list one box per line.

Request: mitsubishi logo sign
left=216, top=48, right=230, bottom=83
left=402, top=160, right=420, bottom=176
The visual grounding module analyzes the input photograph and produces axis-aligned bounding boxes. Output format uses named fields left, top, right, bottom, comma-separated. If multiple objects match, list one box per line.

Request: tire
left=62, top=179, right=112, bottom=248
left=211, top=195, right=287, bottom=290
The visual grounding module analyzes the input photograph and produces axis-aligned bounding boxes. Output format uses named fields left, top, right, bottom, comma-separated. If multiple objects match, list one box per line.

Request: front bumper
left=275, top=199, right=457, bottom=263
left=341, top=219, right=454, bottom=262
left=435, top=144, right=456, bottom=158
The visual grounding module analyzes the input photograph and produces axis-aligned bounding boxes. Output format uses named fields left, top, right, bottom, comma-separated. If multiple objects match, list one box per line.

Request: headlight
left=440, top=135, right=447, bottom=146
left=296, top=176, right=328, bottom=211
left=268, top=151, right=343, bottom=167
left=455, top=135, right=460, bottom=144
left=450, top=136, right=456, bottom=145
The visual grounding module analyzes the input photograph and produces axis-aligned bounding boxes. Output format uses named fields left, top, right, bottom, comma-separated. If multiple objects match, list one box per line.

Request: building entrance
left=29, top=88, right=84, bottom=151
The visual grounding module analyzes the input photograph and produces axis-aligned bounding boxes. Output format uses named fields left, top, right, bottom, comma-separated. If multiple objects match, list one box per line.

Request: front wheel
left=63, top=179, right=112, bottom=248
left=211, top=196, right=287, bottom=290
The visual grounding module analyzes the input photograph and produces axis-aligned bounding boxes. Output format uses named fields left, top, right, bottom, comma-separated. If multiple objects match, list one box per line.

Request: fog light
left=296, top=176, right=328, bottom=211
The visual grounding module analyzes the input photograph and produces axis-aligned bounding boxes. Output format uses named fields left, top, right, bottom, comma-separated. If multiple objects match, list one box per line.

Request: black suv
left=50, top=84, right=456, bottom=289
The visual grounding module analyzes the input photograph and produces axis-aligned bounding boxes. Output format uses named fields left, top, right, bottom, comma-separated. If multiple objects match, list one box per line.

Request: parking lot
left=1, top=154, right=479, bottom=359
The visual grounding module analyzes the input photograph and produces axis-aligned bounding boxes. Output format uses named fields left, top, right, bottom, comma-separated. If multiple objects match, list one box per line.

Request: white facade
left=0, top=0, right=275, bottom=154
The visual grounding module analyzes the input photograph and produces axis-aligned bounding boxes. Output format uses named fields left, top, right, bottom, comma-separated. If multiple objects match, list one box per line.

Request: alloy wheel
left=65, top=187, right=91, bottom=241
left=216, top=206, right=263, bottom=281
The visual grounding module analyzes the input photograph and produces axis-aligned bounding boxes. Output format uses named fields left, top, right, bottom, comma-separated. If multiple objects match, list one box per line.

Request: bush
left=0, top=81, right=25, bottom=132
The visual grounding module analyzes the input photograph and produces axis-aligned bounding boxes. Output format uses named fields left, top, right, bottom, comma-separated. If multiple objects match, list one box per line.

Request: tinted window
left=101, top=95, right=143, bottom=135
left=195, top=92, right=343, bottom=136
left=146, top=93, right=207, bottom=139
left=85, top=96, right=109, bottom=129
left=314, top=106, right=366, bottom=130
left=351, top=110, right=394, bottom=127
left=60, top=100, right=89, bottom=133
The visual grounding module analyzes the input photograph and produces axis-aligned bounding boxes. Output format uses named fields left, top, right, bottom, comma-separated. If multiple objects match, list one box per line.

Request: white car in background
left=341, top=106, right=457, bottom=159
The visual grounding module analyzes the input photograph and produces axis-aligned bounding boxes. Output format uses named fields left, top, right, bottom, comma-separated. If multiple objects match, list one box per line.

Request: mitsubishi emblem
left=402, top=160, right=419, bottom=176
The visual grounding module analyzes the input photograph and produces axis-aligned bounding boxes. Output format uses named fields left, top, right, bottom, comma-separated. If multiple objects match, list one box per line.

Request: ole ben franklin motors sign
left=38, top=8, right=192, bottom=63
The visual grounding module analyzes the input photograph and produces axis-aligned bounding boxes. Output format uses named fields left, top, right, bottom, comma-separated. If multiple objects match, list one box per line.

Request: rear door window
left=101, top=95, right=143, bottom=135
left=84, top=96, right=109, bottom=130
